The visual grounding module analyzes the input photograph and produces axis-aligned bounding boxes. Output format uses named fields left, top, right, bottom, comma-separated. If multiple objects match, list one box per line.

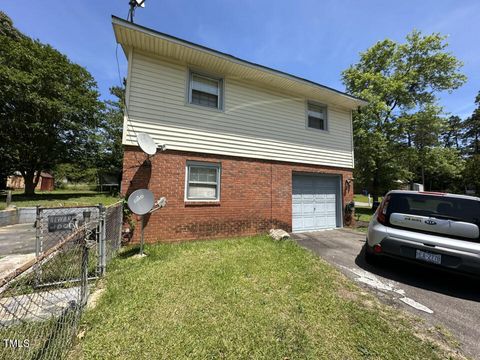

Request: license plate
left=415, top=249, right=441, bottom=265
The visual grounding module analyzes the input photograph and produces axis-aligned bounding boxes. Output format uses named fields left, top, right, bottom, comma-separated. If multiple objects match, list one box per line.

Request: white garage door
left=292, top=174, right=340, bottom=232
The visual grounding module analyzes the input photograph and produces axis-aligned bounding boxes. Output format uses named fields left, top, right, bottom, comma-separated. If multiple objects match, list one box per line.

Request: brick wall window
left=185, top=161, right=221, bottom=201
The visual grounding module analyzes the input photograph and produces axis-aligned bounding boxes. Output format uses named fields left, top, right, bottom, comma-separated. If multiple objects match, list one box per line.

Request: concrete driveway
left=294, top=229, right=480, bottom=359
left=0, top=223, right=37, bottom=278
left=0, top=223, right=37, bottom=256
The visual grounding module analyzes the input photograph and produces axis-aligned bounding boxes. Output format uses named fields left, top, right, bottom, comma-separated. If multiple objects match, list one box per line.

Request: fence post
left=6, top=190, right=12, bottom=208
left=117, top=202, right=123, bottom=254
left=80, top=235, right=89, bottom=307
left=34, top=206, right=42, bottom=286
left=98, top=204, right=107, bottom=276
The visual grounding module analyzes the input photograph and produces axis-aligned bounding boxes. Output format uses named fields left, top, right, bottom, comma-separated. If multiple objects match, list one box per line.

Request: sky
left=2, top=0, right=479, bottom=118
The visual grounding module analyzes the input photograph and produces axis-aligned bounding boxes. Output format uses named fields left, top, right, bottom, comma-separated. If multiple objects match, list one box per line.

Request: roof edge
left=112, top=15, right=368, bottom=107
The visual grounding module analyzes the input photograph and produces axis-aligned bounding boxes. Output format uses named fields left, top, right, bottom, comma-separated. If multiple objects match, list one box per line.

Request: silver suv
left=366, top=190, right=480, bottom=276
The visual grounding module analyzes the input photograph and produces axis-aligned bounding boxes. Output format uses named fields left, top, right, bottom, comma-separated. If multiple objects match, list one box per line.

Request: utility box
left=412, top=183, right=424, bottom=192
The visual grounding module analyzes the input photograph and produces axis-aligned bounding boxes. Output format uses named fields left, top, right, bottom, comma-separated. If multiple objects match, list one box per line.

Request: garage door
left=292, top=174, right=340, bottom=232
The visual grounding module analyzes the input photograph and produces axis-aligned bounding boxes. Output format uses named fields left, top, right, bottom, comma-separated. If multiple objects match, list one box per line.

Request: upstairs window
left=185, top=162, right=221, bottom=201
left=307, top=102, right=327, bottom=131
left=189, top=72, right=223, bottom=110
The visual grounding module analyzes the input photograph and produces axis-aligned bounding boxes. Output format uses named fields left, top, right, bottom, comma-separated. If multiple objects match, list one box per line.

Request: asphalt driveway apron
left=294, top=229, right=480, bottom=359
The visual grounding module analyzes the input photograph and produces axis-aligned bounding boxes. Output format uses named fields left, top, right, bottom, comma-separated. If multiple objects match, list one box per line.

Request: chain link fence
left=0, top=201, right=123, bottom=359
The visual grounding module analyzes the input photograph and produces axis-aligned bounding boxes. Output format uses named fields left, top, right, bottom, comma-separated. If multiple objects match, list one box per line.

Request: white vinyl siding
left=125, top=50, right=354, bottom=168
left=185, top=162, right=220, bottom=201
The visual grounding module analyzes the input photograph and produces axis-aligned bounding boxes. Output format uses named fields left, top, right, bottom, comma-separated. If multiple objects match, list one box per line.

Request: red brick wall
left=122, top=146, right=354, bottom=243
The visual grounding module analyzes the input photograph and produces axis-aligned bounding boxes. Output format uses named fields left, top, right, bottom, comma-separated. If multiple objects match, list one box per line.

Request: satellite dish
left=127, top=189, right=154, bottom=215
left=137, top=133, right=157, bottom=156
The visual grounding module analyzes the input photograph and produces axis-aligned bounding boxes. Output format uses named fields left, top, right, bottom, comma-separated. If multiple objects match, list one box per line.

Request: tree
left=96, top=86, right=125, bottom=179
left=464, top=91, right=480, bottom=155
left=423, top=147, right=464, bottom=192
left=442, top=115, right=464, bottom=150
left=0, top=11, right=101, bottom=195
left=54, top=85, right=125, bottom=189
left=404, top=105, right=445, bottom=186
left=462, top=91, right=480, bottom=195
left=464, top=155, right=480, bottom=196
left=342, top=30, right=466, bottom=199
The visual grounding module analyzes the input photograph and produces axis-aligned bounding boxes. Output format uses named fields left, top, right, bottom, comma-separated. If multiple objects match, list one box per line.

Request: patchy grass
left=353, top=206, right=375, bottom=233
left=355, top=206, right=375, bottom=223
left=1, top=190, right=120, bottom=209
left=0, top=312, right=80, bottom=360
left=354, top=194, right=383, bottom=203
left=76, top=236, right=459, bottom=360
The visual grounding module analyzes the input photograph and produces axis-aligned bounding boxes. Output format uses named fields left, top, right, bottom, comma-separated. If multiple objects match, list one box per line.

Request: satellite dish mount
left=128, top=0, right=146, bottom=23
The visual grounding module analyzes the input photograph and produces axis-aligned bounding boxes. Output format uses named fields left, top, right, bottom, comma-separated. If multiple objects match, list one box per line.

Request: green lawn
left=354, top=194, right=383, bottom=203
left=1, top=190, right=120, bottom=209
left=354, top=206, right=375, bottom=233
left=76, top=236, right=458, bottom=359
left=355, top=206, right=375, bottom=223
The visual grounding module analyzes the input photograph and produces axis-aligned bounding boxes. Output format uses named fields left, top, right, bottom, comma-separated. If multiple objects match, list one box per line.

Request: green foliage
left=464, top=91, right=480, bottom=154
left=423, top=147, right=465, bottom=192
left=54, top=163, right=98, bottom=186
left=95, top=86, right=125, bottom=178
left=0, top=11, right=102, bottom=195
left=121, top=197, right=136, bottom=233
left=464, top=155, right=480, bottom=196
left=442, top=115, right=464, bottom=149
left=343, top=30, right=466, bottom=197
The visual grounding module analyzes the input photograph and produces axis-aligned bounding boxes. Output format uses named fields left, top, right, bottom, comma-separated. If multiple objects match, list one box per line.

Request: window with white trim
left=186, top=162, right=221, bottom=201
left=307, top=102, right=327, bottom=131
left=189, top=72, right=223, bottom=110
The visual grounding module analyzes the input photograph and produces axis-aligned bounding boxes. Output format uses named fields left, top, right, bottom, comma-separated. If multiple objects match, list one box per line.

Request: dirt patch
left=86, top=284, right=106, bottom=310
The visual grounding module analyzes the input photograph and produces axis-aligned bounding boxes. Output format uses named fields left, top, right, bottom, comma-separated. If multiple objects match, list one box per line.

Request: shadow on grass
left=355, top=207, right=374, bottom=217
left=117, top=246, right=141, bottom=259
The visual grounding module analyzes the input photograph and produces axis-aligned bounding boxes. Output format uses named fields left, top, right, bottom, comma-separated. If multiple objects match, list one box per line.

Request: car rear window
left=386, top=193, right=480, bottom=239
left=387, top=193, right=480, bottom=224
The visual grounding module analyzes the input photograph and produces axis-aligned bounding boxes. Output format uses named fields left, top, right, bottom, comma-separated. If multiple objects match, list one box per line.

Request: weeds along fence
left=0, top=201, right=123, bottom=360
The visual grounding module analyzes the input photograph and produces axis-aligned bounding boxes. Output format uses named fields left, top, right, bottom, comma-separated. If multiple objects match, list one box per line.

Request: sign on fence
left=47, top=213, right=76, bottom=232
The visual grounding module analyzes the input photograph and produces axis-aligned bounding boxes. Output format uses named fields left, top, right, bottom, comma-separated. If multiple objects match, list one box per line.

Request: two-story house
left=112, top=16, right=366, bottom=243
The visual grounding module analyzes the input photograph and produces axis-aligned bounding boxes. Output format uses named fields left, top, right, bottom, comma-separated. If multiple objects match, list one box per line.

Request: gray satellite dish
left=128, top=189, right=155, bottom=256
left=137, top=133, right=157, bottom=156
left=127, top=189, right=154, bottom=215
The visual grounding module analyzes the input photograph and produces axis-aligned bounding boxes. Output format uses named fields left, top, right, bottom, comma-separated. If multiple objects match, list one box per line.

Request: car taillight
left=376, top=195, right=390, bottom=225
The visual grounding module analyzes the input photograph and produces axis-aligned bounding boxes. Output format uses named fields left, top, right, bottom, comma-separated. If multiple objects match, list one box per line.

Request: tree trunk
left=23, top=170, right=40, bottom=196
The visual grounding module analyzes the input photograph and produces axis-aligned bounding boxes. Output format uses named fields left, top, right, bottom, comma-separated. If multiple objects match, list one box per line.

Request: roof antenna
left=128, top=0, right=146, bottom=23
